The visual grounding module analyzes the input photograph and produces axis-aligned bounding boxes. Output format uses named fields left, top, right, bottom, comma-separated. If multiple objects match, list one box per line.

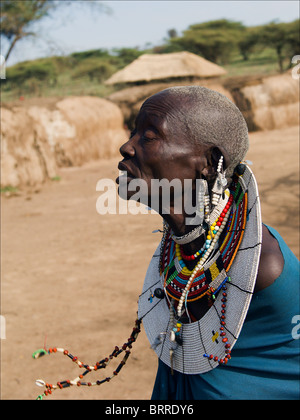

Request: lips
left=118, top=162, right=137, bottom=178
left=116, top=161, right=137, bottom=184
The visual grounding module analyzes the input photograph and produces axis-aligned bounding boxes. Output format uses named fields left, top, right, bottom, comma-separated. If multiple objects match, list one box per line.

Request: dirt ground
left=1, top=125, right=299, bottom=400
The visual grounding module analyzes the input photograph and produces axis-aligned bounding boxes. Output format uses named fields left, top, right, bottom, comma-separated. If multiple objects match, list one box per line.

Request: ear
left=200, top=146, right=228, bottom=185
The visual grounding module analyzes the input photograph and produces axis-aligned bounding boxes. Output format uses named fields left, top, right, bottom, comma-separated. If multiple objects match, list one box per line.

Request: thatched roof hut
left=105, top=51, right=226, bottom=85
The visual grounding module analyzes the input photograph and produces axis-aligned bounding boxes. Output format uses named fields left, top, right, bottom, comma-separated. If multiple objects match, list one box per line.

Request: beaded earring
left=211, top=156, right=227, bottom=207
left=196, top=178, right=207, bottom=226
left=203, top=179, right=210, bottom=224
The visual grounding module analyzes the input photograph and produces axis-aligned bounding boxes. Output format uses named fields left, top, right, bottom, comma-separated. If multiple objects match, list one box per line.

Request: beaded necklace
left=159, top=178, right=248, bottom=369
left=161, top=192, right=235, bottom=308
left=138, top=164, right=261, bottom=376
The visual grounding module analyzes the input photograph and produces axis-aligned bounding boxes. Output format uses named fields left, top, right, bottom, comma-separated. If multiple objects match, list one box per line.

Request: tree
left=238, top=26, right=262, bottom=61
left=258, top=20, right=300, bottom=72
left=71, top=58, right=116, bottom=83
left=168, top=19, right=246, bottom=64
left=0, top=1, right=111, bottom=62
left=167, top=29, right=178, bottom=39
left=111, top=48, right=144, bottom=67
left=284, top=19, right=300, bottom=68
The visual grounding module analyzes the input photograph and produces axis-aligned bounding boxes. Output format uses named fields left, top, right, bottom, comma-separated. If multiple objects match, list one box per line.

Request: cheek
left=138, top=141, right=196, bottom=183
left=158, top=153, right=196, bottom=182
left=137, top=144, right=163, bottom=179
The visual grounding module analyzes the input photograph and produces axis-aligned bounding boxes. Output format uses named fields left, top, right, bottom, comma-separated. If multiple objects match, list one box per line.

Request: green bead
left=32, top=349, right=47, bottom=359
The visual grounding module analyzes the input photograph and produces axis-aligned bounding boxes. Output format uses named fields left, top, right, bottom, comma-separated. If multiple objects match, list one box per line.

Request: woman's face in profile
left=117, top=91, right=208, bottom=210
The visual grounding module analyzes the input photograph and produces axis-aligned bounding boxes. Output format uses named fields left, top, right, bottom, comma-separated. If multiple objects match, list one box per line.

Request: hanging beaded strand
left=33, top=318, right=141, bottom=400
left=178, top=189, right=232, bottom=262
left=165, top=192, right=234, bottom=366
left=160, top=189, right=234, bottom=335
left=176, top=193, right=233, bottom=318
left=165, top=171, right=248, bottom=369
left=159, top=220, right=170, bottom=275
left=203, top=282, right=232, bottom=365
left=156, top=168, right=248, bottom=373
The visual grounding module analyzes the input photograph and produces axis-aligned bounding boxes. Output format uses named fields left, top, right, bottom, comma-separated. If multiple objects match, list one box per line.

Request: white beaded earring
left=211, top=156, right=227, bottom=207
left=196, top=178, right=207, bottom=226
left=203, top=179, right=210, bottom=224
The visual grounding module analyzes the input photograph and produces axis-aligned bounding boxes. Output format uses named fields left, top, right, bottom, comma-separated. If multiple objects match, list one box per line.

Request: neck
left=162, top=187, right=232, bottom=256
left=162, top=210, right=206, bottom=255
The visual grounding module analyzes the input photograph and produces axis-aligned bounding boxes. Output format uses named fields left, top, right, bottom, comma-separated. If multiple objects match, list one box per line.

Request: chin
left=117, top=186, right=132, bottom=201
left=118, top=186, right=151, bottom=207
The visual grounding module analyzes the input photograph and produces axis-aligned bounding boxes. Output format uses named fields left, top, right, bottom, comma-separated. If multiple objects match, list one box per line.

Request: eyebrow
left=135, top=112, right=164, bottom=136
left=145, top=125, right=160, bottom=135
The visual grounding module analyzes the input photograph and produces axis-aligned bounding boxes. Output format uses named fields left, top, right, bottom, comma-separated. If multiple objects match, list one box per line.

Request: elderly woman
left=117, top=86, right=299, bottom=400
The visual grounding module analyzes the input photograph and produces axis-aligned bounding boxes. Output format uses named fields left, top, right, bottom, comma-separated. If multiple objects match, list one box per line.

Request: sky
left=2, top=0, right=299, bottom=66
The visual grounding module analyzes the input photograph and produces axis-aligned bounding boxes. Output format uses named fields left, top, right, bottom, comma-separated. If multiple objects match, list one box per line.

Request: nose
left=119, top=137, right=135, bottom=159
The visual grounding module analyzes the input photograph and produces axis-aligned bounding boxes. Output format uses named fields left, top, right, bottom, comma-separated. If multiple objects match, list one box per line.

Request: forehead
left=136, top=92, right=180, bottom=131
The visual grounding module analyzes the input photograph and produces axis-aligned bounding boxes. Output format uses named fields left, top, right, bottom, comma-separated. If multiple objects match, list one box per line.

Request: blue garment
left=151, top=226, right=300, bottom=400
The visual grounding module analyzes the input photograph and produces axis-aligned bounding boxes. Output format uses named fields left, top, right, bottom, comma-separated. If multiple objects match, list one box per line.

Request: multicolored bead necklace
left=160, top=176, right=248, bottom=368
left=161, top=191, right=234, bottom=312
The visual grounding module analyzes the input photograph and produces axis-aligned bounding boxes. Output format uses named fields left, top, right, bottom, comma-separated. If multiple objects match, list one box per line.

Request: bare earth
left=1, top=126, right=299, bottom=400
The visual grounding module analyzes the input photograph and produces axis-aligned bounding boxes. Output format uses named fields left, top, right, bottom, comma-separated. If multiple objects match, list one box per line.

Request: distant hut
left=105, top=51, right=227, bottom=85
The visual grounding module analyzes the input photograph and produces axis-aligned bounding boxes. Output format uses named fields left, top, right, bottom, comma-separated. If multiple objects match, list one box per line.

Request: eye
left=142, top=129, right=157, bottom=141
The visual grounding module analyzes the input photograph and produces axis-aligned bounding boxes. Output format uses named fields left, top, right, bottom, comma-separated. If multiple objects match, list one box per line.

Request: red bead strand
left=33, top=318, right=142, bottom=399
left=203, top=285, right=231, bottom=365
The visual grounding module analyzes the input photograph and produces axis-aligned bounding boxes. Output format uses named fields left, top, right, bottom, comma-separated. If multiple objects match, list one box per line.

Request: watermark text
left=96, top=172, right=206, bottom=225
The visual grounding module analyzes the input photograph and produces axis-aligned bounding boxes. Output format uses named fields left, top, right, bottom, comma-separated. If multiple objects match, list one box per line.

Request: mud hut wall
left=1, top=97, right=127, bottom=188
left=55, top=97, right=126, bottom=165
left=1, top=107, right=57, bottom=188
left=236, top=73, right=300, bottom=131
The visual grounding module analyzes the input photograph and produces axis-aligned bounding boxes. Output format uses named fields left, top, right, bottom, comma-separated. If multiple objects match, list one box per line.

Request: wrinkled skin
left=117, top=90, right=284, bottom=300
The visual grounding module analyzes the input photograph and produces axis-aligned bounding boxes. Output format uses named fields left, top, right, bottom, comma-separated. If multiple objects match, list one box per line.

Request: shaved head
left=143, top=86, right=249, bottom=179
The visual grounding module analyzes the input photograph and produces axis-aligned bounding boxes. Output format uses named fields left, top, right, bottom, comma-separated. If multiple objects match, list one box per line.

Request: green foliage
left=71, top=58, right=116, bottom=82
left=68, top=47, right=147, bottom=83
left=0, top=1, right=56, bottom=61
left=0, top=185, right=19, bottom=194
left=0, top=1, right=52, bottom=40
left=0, top=0, right=111, bottom=62
left=250, top=19, right=300, bottom=72
left=51, top=176, right=61, bottom=182
left=152, top=43, right=184, bottom=54
left=168, top=19, right=246, bottom=64
left=70, top=48, right=112, bottom=62
left=238, top=26, right=263, bottom=61
left=165, top=18, right=299, bottom=71
left=5, top=59, right=57, bottom=85
left=111, top=48, right=145, bottom=66
left=285, top=19, right=300, bottom=55
left=1, top=18, right=298, bottom=102
left=2, top=58, right=58, bottom=96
